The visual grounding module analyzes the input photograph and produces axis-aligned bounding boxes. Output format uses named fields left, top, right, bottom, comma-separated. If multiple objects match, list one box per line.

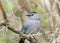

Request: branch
left=0, top=0, right=30, bottom=38
left=0, top=1, right=8, bottom=22
left=0, top=1, right=41, bottom=43
left=0, top=0, right=20, bottom=34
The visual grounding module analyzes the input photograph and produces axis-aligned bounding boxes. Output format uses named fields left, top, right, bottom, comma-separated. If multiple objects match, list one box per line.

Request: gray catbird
left=19, top=12, right=40, bottom=43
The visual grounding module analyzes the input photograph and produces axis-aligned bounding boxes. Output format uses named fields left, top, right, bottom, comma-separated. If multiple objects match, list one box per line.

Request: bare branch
left=0, top=0, right=20, bottom=34
left=0, top=0, right=8, bottom=22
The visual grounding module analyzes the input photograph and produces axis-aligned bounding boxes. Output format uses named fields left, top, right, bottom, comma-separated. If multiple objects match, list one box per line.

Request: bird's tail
left=19, top=38, right=25, bottom=43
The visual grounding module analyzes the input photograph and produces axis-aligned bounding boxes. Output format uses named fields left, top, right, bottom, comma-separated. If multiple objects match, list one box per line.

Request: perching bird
left=19, top=12, right=40, bottom=43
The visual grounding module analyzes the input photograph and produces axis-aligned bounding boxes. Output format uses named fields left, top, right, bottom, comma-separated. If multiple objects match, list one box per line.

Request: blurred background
left=0, top=0, right=60, bottom=43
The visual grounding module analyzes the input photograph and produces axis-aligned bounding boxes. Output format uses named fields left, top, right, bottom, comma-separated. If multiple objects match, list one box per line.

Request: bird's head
left=26, top=12, right=40, bottom=20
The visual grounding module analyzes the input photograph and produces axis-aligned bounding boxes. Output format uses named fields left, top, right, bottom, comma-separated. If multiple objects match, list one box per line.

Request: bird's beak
left=26, top=14, right=32, bottom=16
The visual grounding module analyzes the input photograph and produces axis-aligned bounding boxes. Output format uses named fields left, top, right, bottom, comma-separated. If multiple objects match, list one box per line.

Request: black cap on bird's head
left=26, top=12, right=37, bottom=16
left=26, top=12, right=40, bottom=20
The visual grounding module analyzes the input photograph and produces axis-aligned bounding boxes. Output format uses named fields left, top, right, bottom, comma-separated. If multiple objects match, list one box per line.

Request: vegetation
left=0, top=0, right=60, bottom=43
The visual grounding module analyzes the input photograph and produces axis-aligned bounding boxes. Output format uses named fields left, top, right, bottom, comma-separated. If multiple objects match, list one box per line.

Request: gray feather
left=20, top=12, right=40, bottom=34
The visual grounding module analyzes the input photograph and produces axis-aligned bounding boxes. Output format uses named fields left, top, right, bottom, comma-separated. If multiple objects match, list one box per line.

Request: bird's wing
left=20, top=20, right=31, bottom=34
left=25, top=21, right=40, bottom=34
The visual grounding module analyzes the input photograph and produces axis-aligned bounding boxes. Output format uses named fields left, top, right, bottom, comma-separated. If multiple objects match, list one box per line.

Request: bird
left=19, top=12, right=40, bottom=43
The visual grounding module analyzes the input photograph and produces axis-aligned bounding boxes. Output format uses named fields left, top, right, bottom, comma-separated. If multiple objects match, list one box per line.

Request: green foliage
left=6, top=30, right=15, bottom=43
left=15, top=11, right=20, bottom=17
left=3, top=0, right=15, bottom=13
left=43, top=16, right=49, bottom=29
left=6, top=37, right=12, bottom=43
left=33, top=4, right=43, bottom=14
left=42, top=15, right=49, bottom=30
left=0, top=32, right=4, bottom=43
left=0, top=38, right=3, bottom=43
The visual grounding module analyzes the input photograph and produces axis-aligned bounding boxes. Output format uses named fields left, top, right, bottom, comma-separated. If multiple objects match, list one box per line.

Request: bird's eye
left=32, top=14, right=34, bottom=16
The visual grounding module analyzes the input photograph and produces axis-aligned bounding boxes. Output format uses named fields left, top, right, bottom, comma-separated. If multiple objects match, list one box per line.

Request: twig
left=0, top=1, right=41, bottom=43
left=0, top=1, right=24, bottom=26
